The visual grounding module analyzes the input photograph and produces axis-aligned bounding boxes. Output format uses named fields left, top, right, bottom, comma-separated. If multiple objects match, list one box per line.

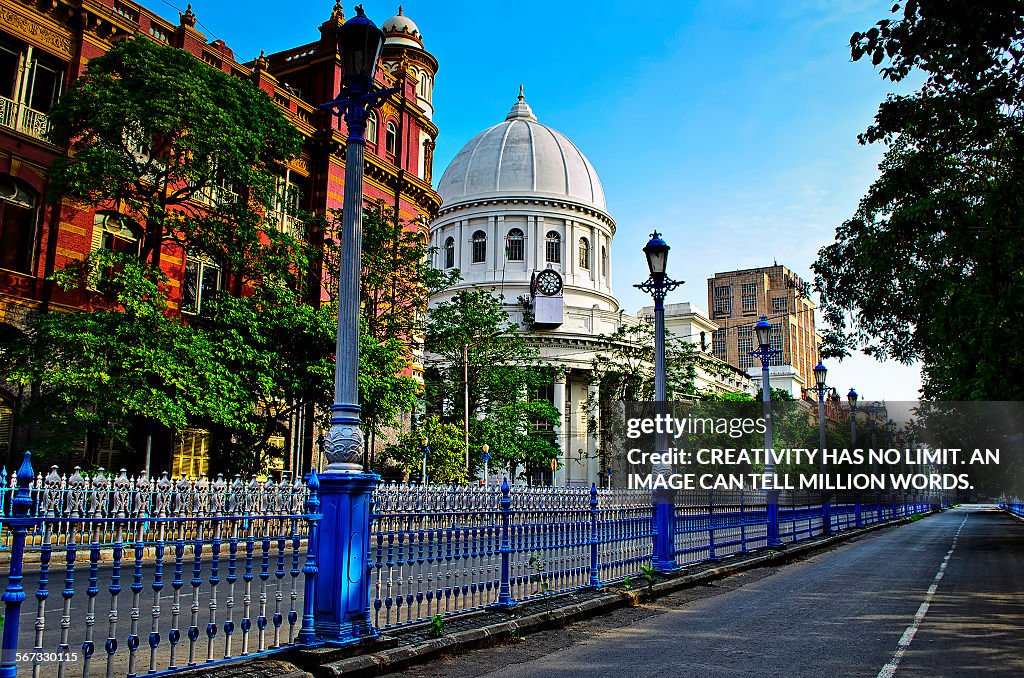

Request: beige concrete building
left=637, top=302, right=756, bottom=397
left=707, top=265, right=820, bottom=399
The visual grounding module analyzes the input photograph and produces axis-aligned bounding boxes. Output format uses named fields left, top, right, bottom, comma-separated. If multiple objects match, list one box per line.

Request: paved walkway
left=396, top=506, right=1024, bottom=677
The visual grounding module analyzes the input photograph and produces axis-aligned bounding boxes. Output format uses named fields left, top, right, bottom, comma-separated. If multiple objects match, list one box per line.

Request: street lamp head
left=847, top=388, right=858, bottom=408
left=337, top=5, right=385, bottom=94
left=420, top=436, right=427, bottom=447
left=481, top=443, right=489, bottom=454
left=755, top=316, right=772, bottom=350
left=643, top=231, right=670, bottom=279
left=813, top=361, right=827, bottom=389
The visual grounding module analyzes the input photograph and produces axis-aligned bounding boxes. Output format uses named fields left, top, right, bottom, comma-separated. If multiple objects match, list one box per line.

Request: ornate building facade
left=0, top=1, right=440, bottom=474
left=428, top=91, right=625, bottom=487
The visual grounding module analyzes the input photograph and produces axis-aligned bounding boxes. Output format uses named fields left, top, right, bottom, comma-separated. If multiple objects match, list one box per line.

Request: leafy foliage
left=47, top=36, right=301, bottom=273
left=1, top=254, right=246, bottom=462
left=813, top=0, right=1024, bottom=399
left=423, top=290, right=560, bottom=477
left=387, top=416, right=467, bottom=484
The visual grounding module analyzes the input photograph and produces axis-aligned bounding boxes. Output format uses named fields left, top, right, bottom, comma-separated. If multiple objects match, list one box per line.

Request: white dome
left=382, top=7, right=422, bottom=48
left=437, top=92, right=607, bottom=211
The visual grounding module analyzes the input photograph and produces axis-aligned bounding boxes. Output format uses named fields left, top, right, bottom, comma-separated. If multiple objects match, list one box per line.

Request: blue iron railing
left=0, top=452, right=947, bottom=676
left=0, top=453, right=319, bottom=678
left=1000, top=498, right=1023, bottom=519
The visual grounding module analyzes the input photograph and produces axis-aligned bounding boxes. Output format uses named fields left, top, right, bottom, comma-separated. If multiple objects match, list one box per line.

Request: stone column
left=459, top=220, right=467, bottom=271
left=553, top=370, right=567, bottom=487
left=491, top=215, right=500, bottom=275
left=588, top=379, right=600, bottom=485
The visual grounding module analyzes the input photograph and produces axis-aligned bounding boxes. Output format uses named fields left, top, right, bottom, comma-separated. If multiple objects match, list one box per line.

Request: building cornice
left=436, top=195, right=616, bottom=232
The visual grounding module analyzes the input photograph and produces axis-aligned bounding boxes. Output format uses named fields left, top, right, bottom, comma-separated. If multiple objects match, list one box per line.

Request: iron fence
left=1000, top=498, right=1022, bottom=519
left=0, top=452, right=947, bottom=676
left=0, top=454, right=318, bottom=678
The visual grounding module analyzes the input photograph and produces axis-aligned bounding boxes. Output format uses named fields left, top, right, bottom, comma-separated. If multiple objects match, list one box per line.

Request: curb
left=305, top=511, right=937, bottom=677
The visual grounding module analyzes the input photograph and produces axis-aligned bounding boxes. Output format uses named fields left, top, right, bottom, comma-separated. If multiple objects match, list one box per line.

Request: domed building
left=428, top=90, right=625, bottom=487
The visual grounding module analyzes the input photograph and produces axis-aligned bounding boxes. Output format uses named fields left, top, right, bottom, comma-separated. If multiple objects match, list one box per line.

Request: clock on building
left=534, top=269, right=563, bottom=296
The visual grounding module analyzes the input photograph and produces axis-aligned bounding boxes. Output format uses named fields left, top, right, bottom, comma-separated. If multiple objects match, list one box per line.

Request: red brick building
left=0, top=1, right=441, bottom=474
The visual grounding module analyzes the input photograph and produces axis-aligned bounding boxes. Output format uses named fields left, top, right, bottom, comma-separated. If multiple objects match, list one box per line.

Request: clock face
left=535, top=269, right=563, bottom=296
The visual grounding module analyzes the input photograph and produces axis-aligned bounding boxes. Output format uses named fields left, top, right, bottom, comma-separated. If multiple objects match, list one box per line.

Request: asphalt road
left=398, top=506, right=1024, bottom=678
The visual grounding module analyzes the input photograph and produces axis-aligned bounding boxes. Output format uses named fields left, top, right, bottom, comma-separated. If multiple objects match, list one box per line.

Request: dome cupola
left=437, top=88, right=607, bottom=212
left=382, top=6, right=423, bottom=48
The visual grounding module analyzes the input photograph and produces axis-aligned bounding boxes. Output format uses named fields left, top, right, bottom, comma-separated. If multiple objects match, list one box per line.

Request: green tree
left=424, top=290, right=560, bottom=477
left=0, top=254, right=247, bottom=463
left=321, top=202, right=460, bottom=346
left=813, top=0, right=1024, bottom=399
left=387, top=416, right=467, bottom=484
left=46, top=36, right=302, bottom=275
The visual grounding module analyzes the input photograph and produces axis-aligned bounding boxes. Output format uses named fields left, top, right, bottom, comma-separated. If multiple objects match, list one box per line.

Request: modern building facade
left=0, top=1, right=440, bottom=474
left=707, top=265, right=820, bottom=399
left=429, top=90, right=623, bottom=487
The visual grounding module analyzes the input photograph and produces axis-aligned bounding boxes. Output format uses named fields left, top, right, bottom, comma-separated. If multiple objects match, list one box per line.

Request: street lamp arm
left=634, top=275, right=684, bottom=300
left=319, top=84, right=401, bottom=136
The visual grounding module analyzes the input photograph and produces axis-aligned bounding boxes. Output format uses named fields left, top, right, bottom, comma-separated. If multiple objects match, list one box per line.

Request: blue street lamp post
left=847, top=388, right=860, bottom=526
left=848, top=388, right=858, bottom=446
left=809, top=361, right=835, bottom=536
left=636, top=231, right=683, bottom=571
left=314, top=5, right=398, bottom=645
left=481, top=445, right=491, bottom=486
left=421, top=436, right=429, bottom=485
left=749, top=316, right=783, bottom=547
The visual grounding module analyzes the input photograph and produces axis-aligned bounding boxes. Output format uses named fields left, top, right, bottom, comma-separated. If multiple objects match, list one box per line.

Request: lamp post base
left=313, top=472, right=379, bottom=644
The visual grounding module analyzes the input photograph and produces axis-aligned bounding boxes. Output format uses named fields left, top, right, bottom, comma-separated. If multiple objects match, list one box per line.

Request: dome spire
left=506, top=85, right=536, bottom=122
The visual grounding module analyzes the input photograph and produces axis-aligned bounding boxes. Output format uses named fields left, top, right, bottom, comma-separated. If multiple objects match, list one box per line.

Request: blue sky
left=154, top=0, right=923, bottom=400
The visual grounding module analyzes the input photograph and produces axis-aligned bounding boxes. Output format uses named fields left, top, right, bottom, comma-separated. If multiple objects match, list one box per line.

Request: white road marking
left=877, top=514, right=968, bottom=678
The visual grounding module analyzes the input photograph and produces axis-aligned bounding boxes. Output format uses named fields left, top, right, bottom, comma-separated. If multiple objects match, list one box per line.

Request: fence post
left=297, top=471, right=320, bottom=644
left=739, top=490, right=747, bottom=552
left=0, top=451, right=36, bottom=678
left=312, top=470, right=378, bottom=644
left=855, top=497, right=862, bottom=528
left=497, top=478, right=515, bottom=608
left=707, top=490, right=716, bottom=561
left=588, top=483, right=599, bottom=587
left=652, top=488, right=676, bottom=572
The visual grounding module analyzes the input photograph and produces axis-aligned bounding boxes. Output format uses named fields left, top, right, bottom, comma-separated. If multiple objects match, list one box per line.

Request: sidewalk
left=172, top=511, right=938, bottom=677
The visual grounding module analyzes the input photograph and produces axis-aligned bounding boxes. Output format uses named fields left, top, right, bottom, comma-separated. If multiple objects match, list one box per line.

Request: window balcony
left=0, top=96, right=53, bottom=143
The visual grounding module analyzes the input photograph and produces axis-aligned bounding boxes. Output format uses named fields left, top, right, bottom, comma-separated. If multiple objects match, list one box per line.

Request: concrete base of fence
left=253, top=508, right=942, bottom=678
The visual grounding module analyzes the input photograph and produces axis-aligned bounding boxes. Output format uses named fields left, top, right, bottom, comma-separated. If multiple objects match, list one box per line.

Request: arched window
left=0, top=176, right=37, bottom=274
left=506, top=228, right=525, bottom=261
left=578, top=237, right=591, bottom=270
left=444, top=236, right=455, bottom=269
left=471, top=230, right=487, bottom=263
left=366, top=111, right=378, bottom=144
left=601, top=246, right=608, bottom=277
left=93, top=212, right=141, bottom=257
left=545, top=230, right=561, bottom=264
left=385, top=121, right=398, bottom=155
left=416, top=71, right=432, bottom=102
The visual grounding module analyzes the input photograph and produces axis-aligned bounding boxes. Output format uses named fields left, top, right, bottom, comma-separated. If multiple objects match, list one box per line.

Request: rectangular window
left=712, top=329, right=727, bottom=361
left=713, top=286, right=732, bottom=316
left=769, top=323, right=784, bottom=367
left=172, top=429, right=210, bottom=479
left=772, top=296, right=788, bottom=312
left=272, top=175, right=304, bottom=239
left=738, top=326, right=753, bottom=370
left=741, top=283, right=757, bottom=313
left=181, top=254, right=221, bottom=315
